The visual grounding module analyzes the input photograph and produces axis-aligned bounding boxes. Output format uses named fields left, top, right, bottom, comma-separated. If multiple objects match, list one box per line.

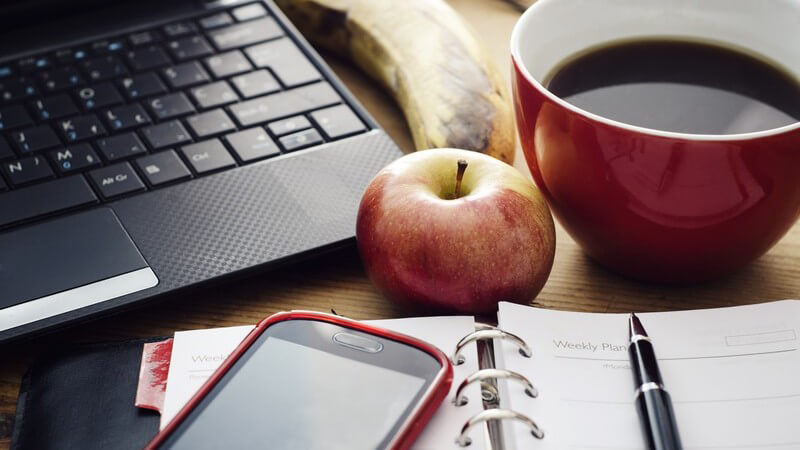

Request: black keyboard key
left=125, top=46, right=172, bottom=72
left=54, top=49, right=75, bottom=65
left=0, top=176, right=97, bottom=227
left=279, top=128, right=323, bottom=152
left=163, top=61, right=209, bottom=89
left=17, top=56, right=49, bottom=74
left=190, top=81, right=239, bottom=109
left=141, top=120, right=191, bottom=150
left=103, top=103, right=151, bottom=131
left=180, top=139, right=236, bottom=174
left=48, top=143, right=101, bottom=174
left=76, top=83, right=124, bottom=110
left=74, top=48, right=90, bottom=61
left=0, top=77, right=37, bottom=102
left=39, top=66, right=83, bottom=92
left=120, top=73, right=167, bottom=100
left=58, top=115, right=106, bottom=143
left=229, top=82, right=340, bottom=127
left=21, top=56, right=45, bottom=71
left=168, top=35, right=214, bottom=61
left=208, top=18, right=283, bottom=51
left=204, top=50, right=253, bottom=78
left=129, top=30, right=161, bottom=47
left=109, top=40, right=127, bottom=53
left=91, top=39, right=126, bottom=55
left=89, top=41, right=110, bottom=56
left=147, top=92, right=195, bottom=120
left=2, top=156, right=54, bottom=185
left=17, top=56, right=37, bottom=71
left=89, top=162, right=145, bottom=198
left=246, top=38, right=321, bottom=87
left=19, top=59, right=41, bottom=76
left=0, top=176, right=5, bottom=191
left=164, top=22, right=197, bottom=38
left=230, top=69, right=280, bottom=98
left=15, top=60, right=37, bottom=73
left=82, top=55, right=129, bottom=82
left=311, top=104, right=367, bottom=139
left=88, top=41, right=109, bottom=56
left=200, top=12, right=233, bottom=30
left=96, top=132, right=147, bottom=161
left=53, top=49, right=71, bottom=64
left=35, top=56, right=53, bottom=70
left=232, top=3, right=268, bottom=21
left=226, top=127, right=280, bottom=162
left=9, top=125, right=60, bottom=153
left=0, top=104, right=33, bottom=130
left=63, top=49, right=89, bottom=66
left=186, top=109, right=236, bottom=139
left=268, top=115, right=311, bottom=136
left=20, top=57, right=46, bottom=70
left=0, top=137, right=13, bottom=160
left=135, top=150, right=191, bottom=186
left=31, top=94, right=79, bottom=121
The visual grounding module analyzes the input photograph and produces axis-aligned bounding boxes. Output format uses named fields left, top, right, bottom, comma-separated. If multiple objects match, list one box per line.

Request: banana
left=275, top=0, right=516, bottom=164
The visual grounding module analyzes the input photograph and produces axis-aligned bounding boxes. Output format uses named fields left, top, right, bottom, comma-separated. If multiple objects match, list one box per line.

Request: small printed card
left=159, top=325, right=255, bottom=429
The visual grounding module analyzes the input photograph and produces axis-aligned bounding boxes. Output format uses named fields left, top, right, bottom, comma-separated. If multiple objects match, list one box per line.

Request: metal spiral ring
left=455, top=409, right=544, bottom=447
left=453, top=369, right=538, bottom=406
left=451, top=328, right=532, bottom=365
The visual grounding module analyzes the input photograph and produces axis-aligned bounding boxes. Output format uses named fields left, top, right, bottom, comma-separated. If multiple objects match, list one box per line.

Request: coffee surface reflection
left=546, top=40, right=800, bottom=135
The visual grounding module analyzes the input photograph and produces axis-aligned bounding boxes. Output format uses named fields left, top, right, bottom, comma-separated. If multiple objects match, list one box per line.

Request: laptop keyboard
left=0, top=2, right=370, bottom=229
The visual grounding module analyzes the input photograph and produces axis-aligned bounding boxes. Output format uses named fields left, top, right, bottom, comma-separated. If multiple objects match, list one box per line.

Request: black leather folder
left=11, top=338, right=164, bottom=450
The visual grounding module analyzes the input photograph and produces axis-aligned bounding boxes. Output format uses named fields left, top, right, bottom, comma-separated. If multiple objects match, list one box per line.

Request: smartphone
left=146, top=311, right=453, bottom=450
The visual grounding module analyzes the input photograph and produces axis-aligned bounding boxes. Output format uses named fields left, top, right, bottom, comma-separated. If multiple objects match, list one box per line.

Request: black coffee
left=546, top=40, right=800, bottom=134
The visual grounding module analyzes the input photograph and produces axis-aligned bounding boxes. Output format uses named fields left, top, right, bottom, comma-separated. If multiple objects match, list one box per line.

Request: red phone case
left=145, top=311, right=454, bottom=450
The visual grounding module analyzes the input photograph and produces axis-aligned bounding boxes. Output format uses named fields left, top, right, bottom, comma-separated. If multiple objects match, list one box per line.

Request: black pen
left=628, top=313, right=682, bottom=450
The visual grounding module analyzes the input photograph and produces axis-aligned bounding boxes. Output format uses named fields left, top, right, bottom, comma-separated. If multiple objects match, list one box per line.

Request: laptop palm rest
left=0, top=208, right=158, bottom=332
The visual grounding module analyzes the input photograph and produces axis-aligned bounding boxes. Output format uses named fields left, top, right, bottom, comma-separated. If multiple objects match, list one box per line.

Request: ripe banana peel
left=276, top=0, right=516, bottom=164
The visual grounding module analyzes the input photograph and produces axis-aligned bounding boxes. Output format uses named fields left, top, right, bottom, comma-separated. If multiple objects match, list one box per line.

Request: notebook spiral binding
left=451, top=325, right=544, bottom=448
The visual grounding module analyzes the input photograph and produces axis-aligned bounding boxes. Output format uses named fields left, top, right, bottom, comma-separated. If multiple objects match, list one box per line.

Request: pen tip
left=629, top=312, right=647, bottom=338
left=628, top=313, right=633, bottom=337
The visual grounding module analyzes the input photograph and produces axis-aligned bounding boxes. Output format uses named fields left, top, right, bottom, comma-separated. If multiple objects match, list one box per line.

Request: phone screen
left=160, top=319, right=442, bottom=450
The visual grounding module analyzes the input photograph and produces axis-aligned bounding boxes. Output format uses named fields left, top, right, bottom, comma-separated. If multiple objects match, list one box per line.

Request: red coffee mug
left=511, top=0, right=800, bottom=282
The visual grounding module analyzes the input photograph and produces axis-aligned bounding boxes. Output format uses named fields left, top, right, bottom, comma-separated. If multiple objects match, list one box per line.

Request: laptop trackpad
left=0, top=208, right=158, bottom=318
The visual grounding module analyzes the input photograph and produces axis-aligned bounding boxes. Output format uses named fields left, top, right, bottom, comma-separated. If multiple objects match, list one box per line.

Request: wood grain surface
left=1, top=0, right=798, bottom=447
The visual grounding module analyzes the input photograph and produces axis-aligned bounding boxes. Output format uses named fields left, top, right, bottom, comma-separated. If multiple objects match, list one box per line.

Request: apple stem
left=454, top=159, right=468, bottom=199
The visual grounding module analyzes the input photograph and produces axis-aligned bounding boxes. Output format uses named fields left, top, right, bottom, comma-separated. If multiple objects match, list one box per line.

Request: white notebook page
left=160, top=316, right=484, bottom=449
left=496, top=300, right=800, bottom=450
left=161, top=325, right=256, bottom=430
left=371, top=316, right=485, bottom=450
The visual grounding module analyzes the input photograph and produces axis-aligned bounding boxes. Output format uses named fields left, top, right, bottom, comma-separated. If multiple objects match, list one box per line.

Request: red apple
left=356, top=148, right=556, bottom=314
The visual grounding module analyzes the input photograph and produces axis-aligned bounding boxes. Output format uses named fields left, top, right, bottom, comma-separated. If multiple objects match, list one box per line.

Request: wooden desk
left=1, top=0, right=798, bottom=446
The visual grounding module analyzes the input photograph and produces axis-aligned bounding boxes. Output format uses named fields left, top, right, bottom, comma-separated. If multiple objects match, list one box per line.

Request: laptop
left=0, top=0, right=403, bottom=342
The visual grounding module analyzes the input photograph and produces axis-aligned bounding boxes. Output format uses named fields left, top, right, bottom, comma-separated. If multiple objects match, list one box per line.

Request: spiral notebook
left=158, top=300, right=800, bottom=450
left=491, top=300, right=800, bottom=450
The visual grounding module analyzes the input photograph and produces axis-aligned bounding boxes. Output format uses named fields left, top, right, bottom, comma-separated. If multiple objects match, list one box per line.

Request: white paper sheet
left=160, top=325, right=255, bottom=430
left=159, top=316, right=484, bottom=449
left=370, top=316, right=485, bottom=450
left=496, top=300, right=800, bottom=450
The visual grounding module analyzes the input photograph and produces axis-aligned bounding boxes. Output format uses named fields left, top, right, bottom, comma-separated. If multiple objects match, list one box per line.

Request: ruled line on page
left=562, top=392, right=800, bottom=405
left=553, top=348, right=797, bottom=362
